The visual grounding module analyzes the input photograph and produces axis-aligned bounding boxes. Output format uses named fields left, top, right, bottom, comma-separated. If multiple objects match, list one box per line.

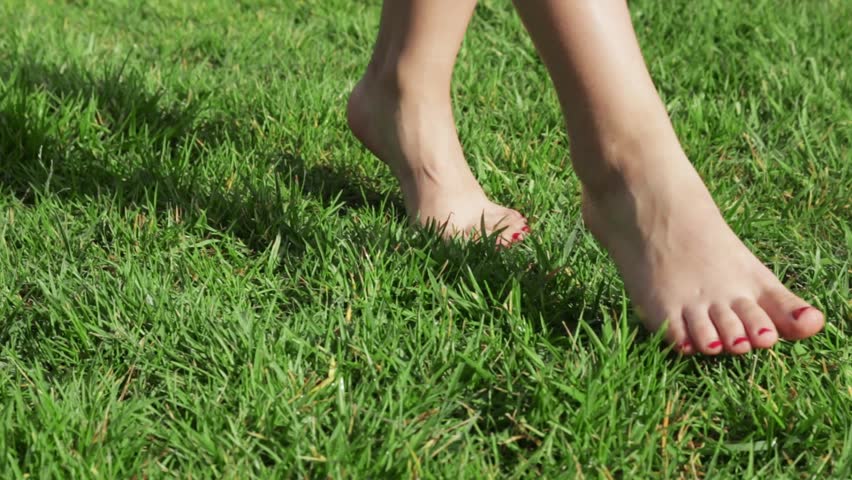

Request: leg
left=348, top=0, right=530, bottom=245
left=512, top=0, right=824, bottom=354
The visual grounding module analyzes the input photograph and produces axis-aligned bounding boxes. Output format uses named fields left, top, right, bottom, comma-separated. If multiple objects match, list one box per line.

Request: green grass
left=0, top=0, right=850, bottom=477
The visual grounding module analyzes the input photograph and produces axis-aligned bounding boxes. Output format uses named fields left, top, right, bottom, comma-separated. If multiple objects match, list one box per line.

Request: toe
left=659, top=308, right=692, bottom=354
left=757, top=288, right=825, bottom=340
left=495, top=228, right=525, bottom=248
left=730, top=298, right=781, bottom=349
left=493, top=211, right=530, bottom=247
left=683, top=306, right=723, bottom=355
left=709, top=304, right=752, bottom=354
left=730, top=298, right=778, bottom=349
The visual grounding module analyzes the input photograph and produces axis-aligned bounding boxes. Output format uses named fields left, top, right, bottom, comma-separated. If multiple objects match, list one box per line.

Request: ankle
left=350, top=69, right=453, bottom=131
left=361, top=58, right=451, bottom=103
left=347, top=70, right=465, bottom=182
left=569, top=117, right=688, bottom=200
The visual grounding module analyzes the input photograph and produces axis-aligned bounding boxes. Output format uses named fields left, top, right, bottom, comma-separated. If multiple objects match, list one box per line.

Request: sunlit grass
left=0, top=0, right=849, bottom=477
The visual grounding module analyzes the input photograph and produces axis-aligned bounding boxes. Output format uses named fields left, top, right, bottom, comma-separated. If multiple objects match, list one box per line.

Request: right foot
left=347, top=77, right=529, bottom=245
left=579, top=137, right=825, bottom=355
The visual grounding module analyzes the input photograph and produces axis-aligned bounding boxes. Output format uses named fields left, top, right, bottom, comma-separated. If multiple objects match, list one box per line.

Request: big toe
left=758, top=288, right=825, bottom=340
left=490, top=210, right=530, bottom=247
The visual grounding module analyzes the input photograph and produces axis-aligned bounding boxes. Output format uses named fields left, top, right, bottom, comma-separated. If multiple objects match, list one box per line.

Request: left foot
left=347, top=74, right=530, bottom=245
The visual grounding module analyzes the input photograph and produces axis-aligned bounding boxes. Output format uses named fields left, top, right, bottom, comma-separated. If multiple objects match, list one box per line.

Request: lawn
left=0, top=0, right=849, bottom=477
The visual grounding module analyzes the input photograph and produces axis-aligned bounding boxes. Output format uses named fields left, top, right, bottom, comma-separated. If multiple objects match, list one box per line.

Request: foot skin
left=347, top=78, right=529, bottom=246
left=581, top=148, right=825, bottom=355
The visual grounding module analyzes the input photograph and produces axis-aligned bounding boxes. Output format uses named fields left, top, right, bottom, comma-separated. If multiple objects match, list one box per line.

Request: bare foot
left=581, top=144, right=825, bottom=355
left=347, top=77, right=529, bottom=245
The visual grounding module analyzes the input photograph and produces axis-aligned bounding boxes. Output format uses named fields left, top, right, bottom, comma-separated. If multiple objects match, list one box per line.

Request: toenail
left=792, top=306, right=811, bottom=320
left=733, top=337, right=749, bottom=346
left=708, top=340, right=723, bottom=349
left=680, top=340, right=692, bottom=350
left=522, top=225, right=531, bottom=233
left=511, top=232, right=522, bottom=241
left=758, top=327, right=772, bottom=336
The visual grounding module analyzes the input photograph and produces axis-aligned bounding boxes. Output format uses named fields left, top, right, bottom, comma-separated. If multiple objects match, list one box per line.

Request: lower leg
left=513, top=0, right=824, bottom=354
left=348, top=0, right=529, bottom=244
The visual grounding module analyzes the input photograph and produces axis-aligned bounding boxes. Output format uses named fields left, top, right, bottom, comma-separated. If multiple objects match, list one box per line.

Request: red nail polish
left=758, top=327, right=772, bottom=336
left=511, top=232, right=521, bottom=241
left=680, top=340, right=692, bottom=350
left=522, top=225, right=531, bottom=233
left=792, top=306, right=810, bottom=319
left=708, top=340, right=723, bottom=349
left=733, top=337, right=749, bottom=346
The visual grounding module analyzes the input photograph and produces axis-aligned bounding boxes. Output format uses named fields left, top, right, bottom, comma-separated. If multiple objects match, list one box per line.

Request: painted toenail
left=708, top=340, right=723, bottom=349
left=680, top=340, right=692, bottom=350
left=758, top=327, right=772, bottom=336
left=733, top=337, right=749, bottom=346
left=511, top=232, right=521, bottom=241
left=792, top=306, right=811, bottom=319
left=522, top=225, right=531, bottom=233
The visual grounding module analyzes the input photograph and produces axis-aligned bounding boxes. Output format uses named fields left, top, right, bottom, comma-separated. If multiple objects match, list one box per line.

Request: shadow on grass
left=1, top=54, right=625, bottom=473
left=0, top=55, right=390, bottom=250
left=1, top=54, right=601, bottom=332
left=0, top=54, right=617, bottom=394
